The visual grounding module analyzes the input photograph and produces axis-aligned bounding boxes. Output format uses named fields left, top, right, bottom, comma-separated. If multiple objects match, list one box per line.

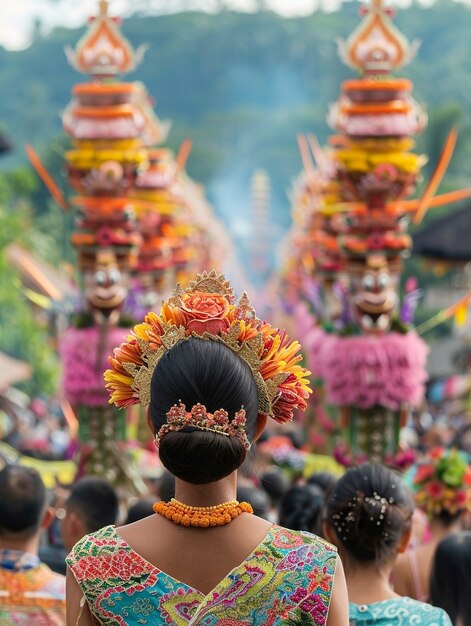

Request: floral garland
left=104, top=271, right=312, bottom=424
left=333, top=442, right=416, bottom=471
left=409, top=448, right=471, bottom=517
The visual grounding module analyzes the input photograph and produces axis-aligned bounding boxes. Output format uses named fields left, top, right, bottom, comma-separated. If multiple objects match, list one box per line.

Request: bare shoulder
left=116, top=513, right=160, bottom=541
left=116, top=512, right=273, bottom=561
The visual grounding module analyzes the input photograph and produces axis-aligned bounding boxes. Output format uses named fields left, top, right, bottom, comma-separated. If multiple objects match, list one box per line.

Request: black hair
left=430, top=531, right=471, bottom=625
left=326, top=463, right=414, bottom=567
left=0, top=464, right=47, bottom=537
left=436, top=509, right=463, bottom=527
left=307, top=471, right=337, bottom=495
left=259, top=467, right=290, bottom=507
left=67, top=476, right=119, bottom=533
left=279, top=483, right=325, bottom=536
left=149, top=337, right=259, bottom=485
left=157, top=471, right=175, bottom=502
left=237, top=485, right=270, bottom=519
left=125, top=499, right=155, bottom=524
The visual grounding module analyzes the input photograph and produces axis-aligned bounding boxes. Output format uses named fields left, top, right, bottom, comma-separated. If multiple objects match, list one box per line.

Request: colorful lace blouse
left=349, top=598, right=452, bottom=625
left=66, top=524, right=337, bottom=625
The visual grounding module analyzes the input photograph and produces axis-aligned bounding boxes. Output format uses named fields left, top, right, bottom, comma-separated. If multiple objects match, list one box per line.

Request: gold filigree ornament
left=104, top=270, right=312, bottom=424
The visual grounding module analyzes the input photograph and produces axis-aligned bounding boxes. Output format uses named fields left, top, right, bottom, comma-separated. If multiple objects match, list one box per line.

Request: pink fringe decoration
left=303, top=327, right=428, bottom=410
left=60, top=327, right=129, bottom=407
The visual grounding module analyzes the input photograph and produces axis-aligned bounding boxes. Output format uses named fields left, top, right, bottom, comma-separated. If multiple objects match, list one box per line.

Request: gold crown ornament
left=104, top=270, right=312, bottom=424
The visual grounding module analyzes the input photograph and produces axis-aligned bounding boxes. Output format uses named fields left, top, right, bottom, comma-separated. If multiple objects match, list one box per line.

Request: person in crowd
left=279, top=483, right=326, bottom=536
left=259, top=466, right=290, bottom=522
left=430, top=531, right=471, bottom=626
left=393, top=448, right=471, bottom=601
left=236, top=484, right=270, bottom=519
left=66, top=275, right=349, bottom=625
left=307, top=471, right=337, bottom=495
left=325, top=463, right=452, bottom=625
left=0, top=464, right=66, bottom=625
left=61, top=476, right=119, bottom=552
left=124, top=498, right=155, bottom=524
left=39, top=488, right=68, bottom=575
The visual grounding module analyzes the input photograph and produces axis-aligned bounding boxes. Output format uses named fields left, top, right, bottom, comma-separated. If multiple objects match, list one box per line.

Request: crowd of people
left=2, top=451, right=470, bottom=625
left=1, top=275, right=471, bottom=626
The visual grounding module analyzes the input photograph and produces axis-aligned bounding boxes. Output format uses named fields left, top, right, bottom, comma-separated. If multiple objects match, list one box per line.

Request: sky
left=0, top=0, right=450, bottom=51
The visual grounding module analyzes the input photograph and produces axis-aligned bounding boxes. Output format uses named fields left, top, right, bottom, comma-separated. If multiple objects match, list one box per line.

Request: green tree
left=0, top=175, right=59, bottom=397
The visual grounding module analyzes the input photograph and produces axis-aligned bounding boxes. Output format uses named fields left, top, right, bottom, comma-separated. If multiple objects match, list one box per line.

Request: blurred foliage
left=0, top=175, right=59, bottom=396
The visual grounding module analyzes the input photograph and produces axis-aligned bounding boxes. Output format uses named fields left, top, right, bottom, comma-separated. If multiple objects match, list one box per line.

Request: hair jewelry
left=155, top=402, right=251, bottom=450
left=331, top=491, right=394, bottom=542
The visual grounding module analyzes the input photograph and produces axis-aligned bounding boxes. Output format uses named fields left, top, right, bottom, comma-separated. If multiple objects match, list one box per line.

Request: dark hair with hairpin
left=326, top=463, right=414, bottom=566
left=149, top=337, right=259, bottom=484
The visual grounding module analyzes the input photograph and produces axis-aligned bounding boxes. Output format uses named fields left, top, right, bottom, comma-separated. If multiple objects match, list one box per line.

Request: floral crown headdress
left=409, top=448, right=471, bottom=517
left=104, top=271, right=312, bottom=427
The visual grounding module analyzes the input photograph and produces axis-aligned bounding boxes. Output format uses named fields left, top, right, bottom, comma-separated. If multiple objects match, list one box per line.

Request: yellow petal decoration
left=104, top=271, right=312, bottom=424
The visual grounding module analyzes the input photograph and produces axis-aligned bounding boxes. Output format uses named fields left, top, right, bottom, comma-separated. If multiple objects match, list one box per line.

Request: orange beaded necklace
left=153, top=498, right=253, bottom=528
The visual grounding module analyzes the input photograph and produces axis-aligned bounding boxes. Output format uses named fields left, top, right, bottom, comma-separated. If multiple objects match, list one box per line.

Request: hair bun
left=158, top=427, right=247, bottom=485
left=327, top=463, right=414, bottom=565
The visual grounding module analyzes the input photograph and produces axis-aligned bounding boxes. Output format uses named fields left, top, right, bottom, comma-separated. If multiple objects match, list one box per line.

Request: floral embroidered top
left=349, top=597, right=452, bottom=626
left=66, top=524, right=337, bottom=625
left=0, top=549, right=66, bottom=626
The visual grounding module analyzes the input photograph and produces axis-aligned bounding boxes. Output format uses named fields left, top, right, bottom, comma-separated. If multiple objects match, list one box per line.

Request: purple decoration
left=303, top=277, right=324, bottom=318
left=400, top=288, right=423, bottom=325
left=332, top=280, right=352, bottom=327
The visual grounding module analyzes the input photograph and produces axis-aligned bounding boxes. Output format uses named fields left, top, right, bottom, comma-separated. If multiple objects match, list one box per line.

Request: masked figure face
left=84, top=250, right=127, bottom=324
left=349, top=255, right=399, bottom=333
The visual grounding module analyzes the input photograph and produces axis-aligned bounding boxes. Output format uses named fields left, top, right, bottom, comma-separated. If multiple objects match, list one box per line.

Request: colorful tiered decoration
left=48, top=1, right=241, bottom=488
left=320, top=2, right=430, bottom=462
left=59, top=1, right=161, bottom=490
left=131, top=148, right=184, bottom=316
left=281, top=0, right=470, bottom=464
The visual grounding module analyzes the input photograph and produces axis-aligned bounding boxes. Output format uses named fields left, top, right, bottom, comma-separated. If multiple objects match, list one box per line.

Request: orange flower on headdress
left=104, top=270, right=312, bottom=423
left=180, top=292, right=231, bottom=334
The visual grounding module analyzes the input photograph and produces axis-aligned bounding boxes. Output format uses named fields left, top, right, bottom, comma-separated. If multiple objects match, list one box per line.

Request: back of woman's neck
left=174, top=473, right=237, bottom=507
left=346, top=563, right=397, bottom=605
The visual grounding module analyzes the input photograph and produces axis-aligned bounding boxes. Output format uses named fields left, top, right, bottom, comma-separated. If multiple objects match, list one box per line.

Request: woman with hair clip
left=66, top=272, right=349, bottom=626
left=324, top=463, right=451, bottom=625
